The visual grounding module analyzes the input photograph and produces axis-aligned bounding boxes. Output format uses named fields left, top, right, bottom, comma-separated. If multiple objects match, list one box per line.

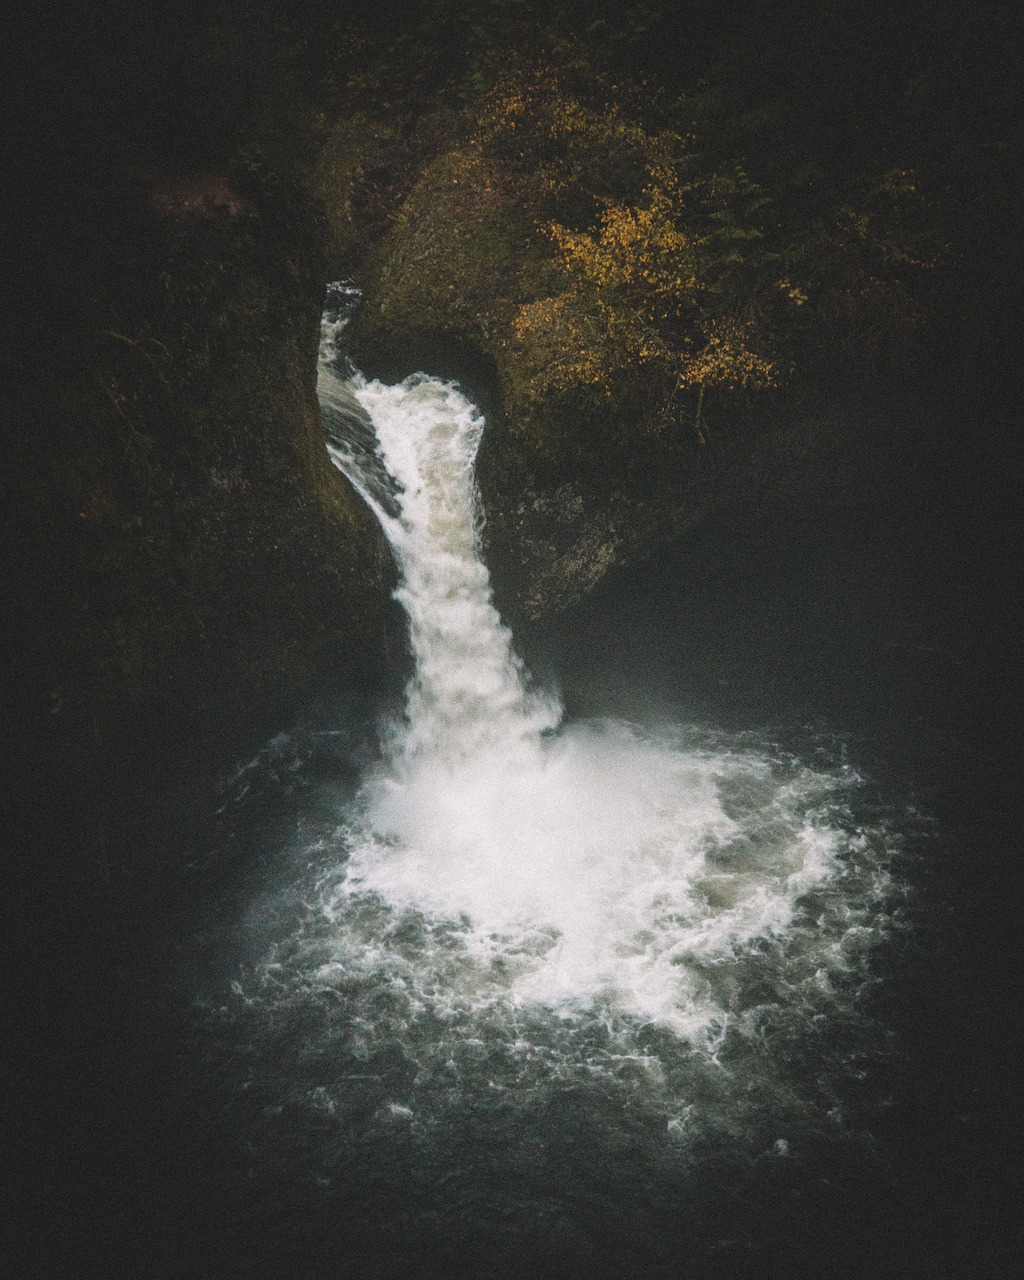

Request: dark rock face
left=1, top=9, right=398, bottom=878
left=479, top=396, right=927, bottom=624
left=4, top=32, right=407, bottom=1267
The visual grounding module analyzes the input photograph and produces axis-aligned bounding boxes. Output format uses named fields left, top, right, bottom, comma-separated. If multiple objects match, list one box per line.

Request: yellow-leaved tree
left=470, top=69, right=780, bottom=439
left=515, top=164, right=776, bottom=437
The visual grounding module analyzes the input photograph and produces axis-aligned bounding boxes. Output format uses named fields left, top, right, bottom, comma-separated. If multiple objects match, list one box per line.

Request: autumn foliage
left=515, top=167, right=776, bottom=436
left=464, top=74, right=776, bottom=435
left=350, top=3, right=999, bottom=465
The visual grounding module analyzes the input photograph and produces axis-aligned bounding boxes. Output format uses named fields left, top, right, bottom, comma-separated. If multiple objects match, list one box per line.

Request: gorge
left=4, top=3, right=1021, bottom=1277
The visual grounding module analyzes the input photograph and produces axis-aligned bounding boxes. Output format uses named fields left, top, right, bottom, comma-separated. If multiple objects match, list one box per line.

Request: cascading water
left=308, top=293, right=896, bottom=1046
left=181, top=289, right=908, bottom=1275
left=315, top=362, right=887, bottom=1041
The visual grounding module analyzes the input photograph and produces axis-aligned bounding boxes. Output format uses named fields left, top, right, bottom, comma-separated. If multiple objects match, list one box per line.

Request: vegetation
left=336, top=1, right=1015, bottom=479
left=497, top=85, right=777, bottom=441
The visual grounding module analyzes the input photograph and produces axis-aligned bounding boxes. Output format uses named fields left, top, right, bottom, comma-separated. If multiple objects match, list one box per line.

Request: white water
left=315, top=361, right=890, bottom=1042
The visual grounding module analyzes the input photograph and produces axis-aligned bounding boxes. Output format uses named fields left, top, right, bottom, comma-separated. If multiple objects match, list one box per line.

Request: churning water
left=178, top=296, right=909, bottom=1275
left=316, top=369, right=894, bottom=1044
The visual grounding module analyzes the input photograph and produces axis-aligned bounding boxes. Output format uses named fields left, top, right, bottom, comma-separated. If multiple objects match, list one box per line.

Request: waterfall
left=330, top=374, right=561, bottom=767
left=166, top=296, right=908, bottom=1274
left=151, top=289, right=912, bottom=1277
left=313, top=335, right=894, bottom=1041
